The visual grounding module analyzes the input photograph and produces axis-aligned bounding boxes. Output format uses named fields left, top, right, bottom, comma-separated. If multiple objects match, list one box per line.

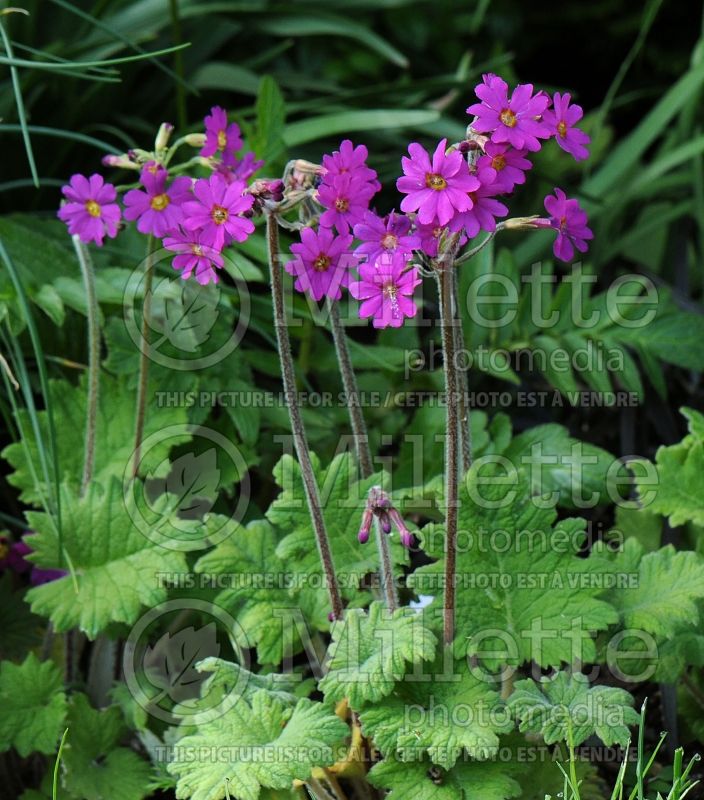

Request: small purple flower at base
left=216, top=152, right=265, bottom=184
left=543, top=92, right=590, bottom=161
left=397, top=139, right=480, bottom=226
left=467, top=74, right=551, bottom=152
left=200, top=106, right=243, bottom=165
left=0, top=533, right=67, bottom=586
left=317, top=172, right=377, bottom=235
left=182, top=174, right=255, bottom=250
left=287, top=227, right=356, bottom=302
left=58, top=174, right=121, bottom=246
left=449, top=168, right=508, bottom=239
left=414, top=221, right=446, bottom=257
left=353, top=211, right=420, bottom=264
left=477, top=142, right=532, bottom=193
left=322, top=140, right=380, bottom=190
left=123, top=163, right=192, bottom=238
left=538, top=188, right=593, bottom=262
left=164, top=228, right=225, bottom=285
left=349, top=252, right=422, bottom=329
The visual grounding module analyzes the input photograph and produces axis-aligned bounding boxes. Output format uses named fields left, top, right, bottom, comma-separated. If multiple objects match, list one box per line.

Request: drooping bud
left=388, top=508, right=414, bottom=548
left=379, top=512, right=392, bottom=535
left=357, top=507, right=373, bottom=544
left=154, top=122, right=175, bottom=152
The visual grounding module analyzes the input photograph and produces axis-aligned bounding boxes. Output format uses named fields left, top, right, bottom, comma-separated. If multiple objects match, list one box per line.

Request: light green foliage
left=0, top=652, right=67, bottom=756
left=25, top=478, right=187, bottom=637
left=508, top=671, right=640, bottom=747
left=319, top=602, right=437, bottom=707
left=62, top=693, right=153, bottom=800
left=359, top=657, right=512, bottom=767
left=410, top=464, right=617, bottom=666
left=168, top=691, right=348, bottom=800
left=636, top=407, right=704, bottom=526
left=368, top=754, right=523, bottom=800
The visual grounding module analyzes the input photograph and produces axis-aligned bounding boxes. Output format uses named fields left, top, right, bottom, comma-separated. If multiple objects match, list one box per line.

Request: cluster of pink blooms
left=58, top=76, right=594, bottom=326
left=58, top=107, right=269, bottom=285
left=285, top=74, right=593, bottom=328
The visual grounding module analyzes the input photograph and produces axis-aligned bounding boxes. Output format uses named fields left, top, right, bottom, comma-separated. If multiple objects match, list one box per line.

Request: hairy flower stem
left=73, top=236, right=100, bottom=496
left=328, top=301, right=399, bottom=613
left=451, top=267, right=472, bottom=472
left=132, top=236, right=155, bottom=478
left=436, top=264, right=459, bottom=648
left=266, top=214, right=344, bottom=620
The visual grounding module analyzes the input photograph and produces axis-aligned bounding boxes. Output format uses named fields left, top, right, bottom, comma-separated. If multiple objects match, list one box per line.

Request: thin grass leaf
left=283, top=109, right=440, bottom=147
left=256, top=12, right=409, bottom=67
left=0, top=20, right=38, bottom=187
left=0, top=41, right=191, bottom=71
left=0, top=239, right=62, bottom=546
left=47, top=0, right=196, bottom=93
left=0, top=124, right=121, bottom=153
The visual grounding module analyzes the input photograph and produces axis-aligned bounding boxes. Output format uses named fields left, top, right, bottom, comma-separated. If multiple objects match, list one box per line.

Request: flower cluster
left=58, top=107, right=266, bottom=285
left=280, top=74, right=592, bottom=328
left=357, top=487, right=413, bottom=548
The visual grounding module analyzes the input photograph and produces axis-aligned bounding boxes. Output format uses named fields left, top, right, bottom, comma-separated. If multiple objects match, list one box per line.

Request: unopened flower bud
left=127, top=148, right=152, bottom=165
left=184, top=133, right=206, bottom=148
left=101, top=154, right=139, bottom=170
left=389, top=508, right=414, bottom=548
left=358, top=506, right=373, bottom=544
left=154, top=122, right=174, bottom=152
left=379, top=512, right=392, bottom=535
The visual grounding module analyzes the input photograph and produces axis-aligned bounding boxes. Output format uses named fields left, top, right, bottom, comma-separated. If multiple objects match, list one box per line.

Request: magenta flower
left=543, top=92, right=590, bottom=161
left=322, top=140, right=379, bottom=189
left=286, top=227, right=356, bottom=301
left=354, top=211, right=420, bottom=263
left=0, top=533, right=67, bottom=586
left=477, top=142, right=532, bottom=193
left=58, top=174, right=121, bottom=246
left=537, top=188, right=593, bottom=262
left=397, top=139, right=479, bottom=226
left=200, top=106, right=243, bottom=165
left=123, top=163, right=192, bottom=238
left=164, top=227, right=225, bottom=285
left=182, top=174, right=255, bottom=249
left=449, top=168, right=508, bottom=238
left=317, top=172, right=377, bottom=234
left=349, top=252, right=421, bottom=329
left=414, top=221, right=445, bottom=257
left=467, top=74, right=551, bottom=152
left=216, top=152, right=265, bottom=184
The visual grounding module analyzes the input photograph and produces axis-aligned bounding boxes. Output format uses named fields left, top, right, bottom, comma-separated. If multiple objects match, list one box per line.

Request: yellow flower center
left=191, top=244, right=203, bottom=256
left=217, top=129, right=227, bottom=149
left=499, top=109, right=517, bottom=127
left=85, top=200, right=101, bottom=218
left=425, top=173, right=447, bottom=191
left=557, top=121, right=568, bottom=138
left=335, top=197, right=349, bottom=212
left=491, top=155, right=506, bottom=171
left=383, top=282, right=397, bottom=301
left=381, top=233, right=398, bottom=250
left=212, top=205, right=229, bottom=224
left=313, top=254, right=332, bottom=272
left=151, top=193, right=170, bottom=211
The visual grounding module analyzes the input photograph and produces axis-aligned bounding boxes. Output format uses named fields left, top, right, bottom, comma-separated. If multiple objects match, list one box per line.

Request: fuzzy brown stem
left=132, top=236, right=155, bottom=477
left=328, top=301, right=398, bottom=612
left=267, top=214, right=343, bottom=620
left=437, top=265, right=459, bottom=648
